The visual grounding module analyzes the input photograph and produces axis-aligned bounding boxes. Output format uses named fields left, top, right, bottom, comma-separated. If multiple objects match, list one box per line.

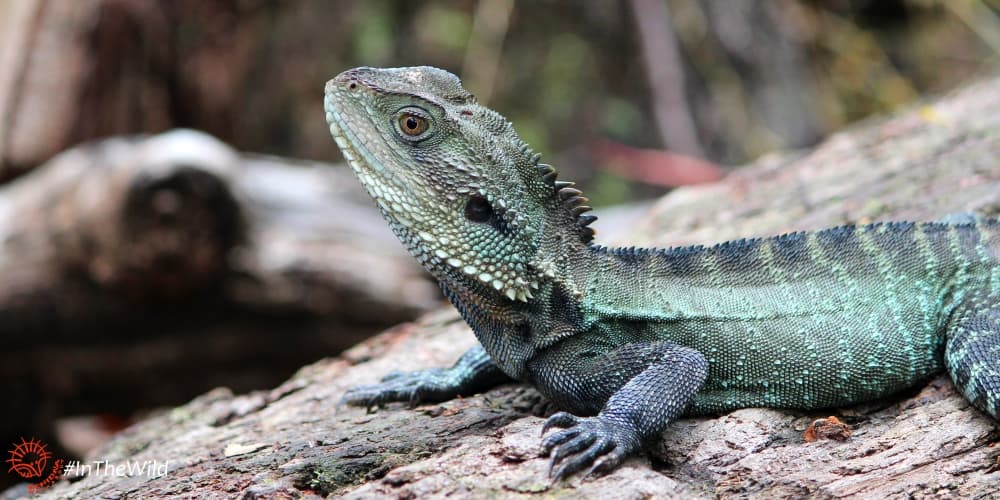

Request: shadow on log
left=8, top=75, right=1000, bottom=498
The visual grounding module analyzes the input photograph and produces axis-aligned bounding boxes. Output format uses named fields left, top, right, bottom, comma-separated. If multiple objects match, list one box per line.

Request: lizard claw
left=540, top=411, right=578, bottom=436
left=539, top=413, right=639, bottom=481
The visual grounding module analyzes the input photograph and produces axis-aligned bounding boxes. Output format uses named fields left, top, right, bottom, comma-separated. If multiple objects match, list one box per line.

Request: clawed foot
left=339, top=368, right=454, bottom=410
left=540, top=412, right=640, bottom=481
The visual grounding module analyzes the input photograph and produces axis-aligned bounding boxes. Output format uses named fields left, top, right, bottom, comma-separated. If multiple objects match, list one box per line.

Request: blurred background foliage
left=3, top=0, right=998, bottom=204
left=231, top=0, right=1000, bottom=205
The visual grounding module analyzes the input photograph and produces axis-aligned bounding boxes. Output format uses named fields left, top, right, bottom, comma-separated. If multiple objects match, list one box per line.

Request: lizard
left=323, top=66, right=1000, bottom=480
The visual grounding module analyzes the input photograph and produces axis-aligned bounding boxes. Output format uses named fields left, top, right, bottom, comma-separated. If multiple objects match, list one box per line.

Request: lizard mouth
left=323, top=83, right=412, bottom=201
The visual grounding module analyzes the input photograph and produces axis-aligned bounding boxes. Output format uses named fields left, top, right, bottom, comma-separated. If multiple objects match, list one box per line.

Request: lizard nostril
left=349, top=81, right=357, bottom=90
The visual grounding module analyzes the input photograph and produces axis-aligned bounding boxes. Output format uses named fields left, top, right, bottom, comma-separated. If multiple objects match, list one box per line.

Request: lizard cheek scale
left=325, top=66, right=1000, bottom=481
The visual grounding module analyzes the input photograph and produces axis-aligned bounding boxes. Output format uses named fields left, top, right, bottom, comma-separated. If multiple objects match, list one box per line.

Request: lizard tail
left=945, top=303, right=1000, bottom=420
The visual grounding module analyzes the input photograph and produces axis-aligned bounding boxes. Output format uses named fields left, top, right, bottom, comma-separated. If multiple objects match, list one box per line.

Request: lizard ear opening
left=464, top=195, right=494, bottom=223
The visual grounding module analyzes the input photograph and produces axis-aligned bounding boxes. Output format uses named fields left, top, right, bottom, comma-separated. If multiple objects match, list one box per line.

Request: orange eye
left=399, top=113, right=429, bottom=136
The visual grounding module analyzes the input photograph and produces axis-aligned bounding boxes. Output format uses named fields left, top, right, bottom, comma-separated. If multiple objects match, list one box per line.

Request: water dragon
left=323, top=66, right=1000, bottom=480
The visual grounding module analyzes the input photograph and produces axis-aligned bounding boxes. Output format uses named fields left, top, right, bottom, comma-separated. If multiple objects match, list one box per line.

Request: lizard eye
left=464, top=195, right=493, bottom=223
left=398, top=113, right=429, bottom=137
left=399, top=114, right=427, bottom=135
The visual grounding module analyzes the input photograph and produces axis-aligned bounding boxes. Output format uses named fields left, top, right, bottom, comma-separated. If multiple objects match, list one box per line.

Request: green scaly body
left=324, top=66, right=1000, bottom=479
left=586, top=223, right=1000, bottom=415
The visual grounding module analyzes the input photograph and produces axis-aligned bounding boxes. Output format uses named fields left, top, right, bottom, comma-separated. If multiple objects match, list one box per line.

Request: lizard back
left=582, top=220, right=1000, bottom=413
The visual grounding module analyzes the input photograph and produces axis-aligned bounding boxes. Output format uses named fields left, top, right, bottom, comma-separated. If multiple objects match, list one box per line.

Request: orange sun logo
left=6, top=437, right=64, bottom=492
left=6, top=437, right=51, bottom=479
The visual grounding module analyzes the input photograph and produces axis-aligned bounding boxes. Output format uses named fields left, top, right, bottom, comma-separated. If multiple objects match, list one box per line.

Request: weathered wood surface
left=16, top=75, right=1000, bottom=499
left=0, top=130, right=437, bottom=454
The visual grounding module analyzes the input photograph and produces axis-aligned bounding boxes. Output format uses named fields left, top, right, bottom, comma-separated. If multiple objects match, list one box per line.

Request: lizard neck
left=435, top=225, right=597, bottom=379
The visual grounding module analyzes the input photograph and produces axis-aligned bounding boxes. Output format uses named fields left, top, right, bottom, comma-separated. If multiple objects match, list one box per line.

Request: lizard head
left=324, top=66, right=595, bottom=303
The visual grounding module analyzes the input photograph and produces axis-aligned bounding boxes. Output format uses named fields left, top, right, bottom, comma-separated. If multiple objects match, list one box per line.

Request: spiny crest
left=533, top=162, right=597, bottom=243
left=502, top=130, right=596, bottom=244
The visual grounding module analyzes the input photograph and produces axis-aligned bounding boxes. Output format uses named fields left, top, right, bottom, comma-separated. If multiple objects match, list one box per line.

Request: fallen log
left=12, top=74, right=1000, bottom=498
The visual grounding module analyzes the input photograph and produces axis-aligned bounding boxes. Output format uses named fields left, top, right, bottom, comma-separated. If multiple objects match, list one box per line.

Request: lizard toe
left=549, top=432, right=596, bottom=465
left=341, top=367, right=460, bottom=409
left=587, top=443, right=627, bottom=477
left=339, top=385, right=384, bottom=408
left=541, top=411, right=579, bottom=436
left=541, top=427, right=581, bottom=455
left=541, top=415, right=640, bottom=479
left=550, top=437, right=615, bottom=481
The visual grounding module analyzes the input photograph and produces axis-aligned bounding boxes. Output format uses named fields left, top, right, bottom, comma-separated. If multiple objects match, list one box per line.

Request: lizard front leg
left=534, top=341, right=708, bottom=480
left=341, top=344, right=512, bottom=408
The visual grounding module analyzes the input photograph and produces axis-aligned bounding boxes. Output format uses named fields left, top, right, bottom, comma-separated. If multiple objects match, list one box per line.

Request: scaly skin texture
left=324, top=66, right=1000, bottom=480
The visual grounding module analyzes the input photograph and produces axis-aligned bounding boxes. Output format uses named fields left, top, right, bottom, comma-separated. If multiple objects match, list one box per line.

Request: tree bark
left=13, top=74, right=1000, bottom=499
